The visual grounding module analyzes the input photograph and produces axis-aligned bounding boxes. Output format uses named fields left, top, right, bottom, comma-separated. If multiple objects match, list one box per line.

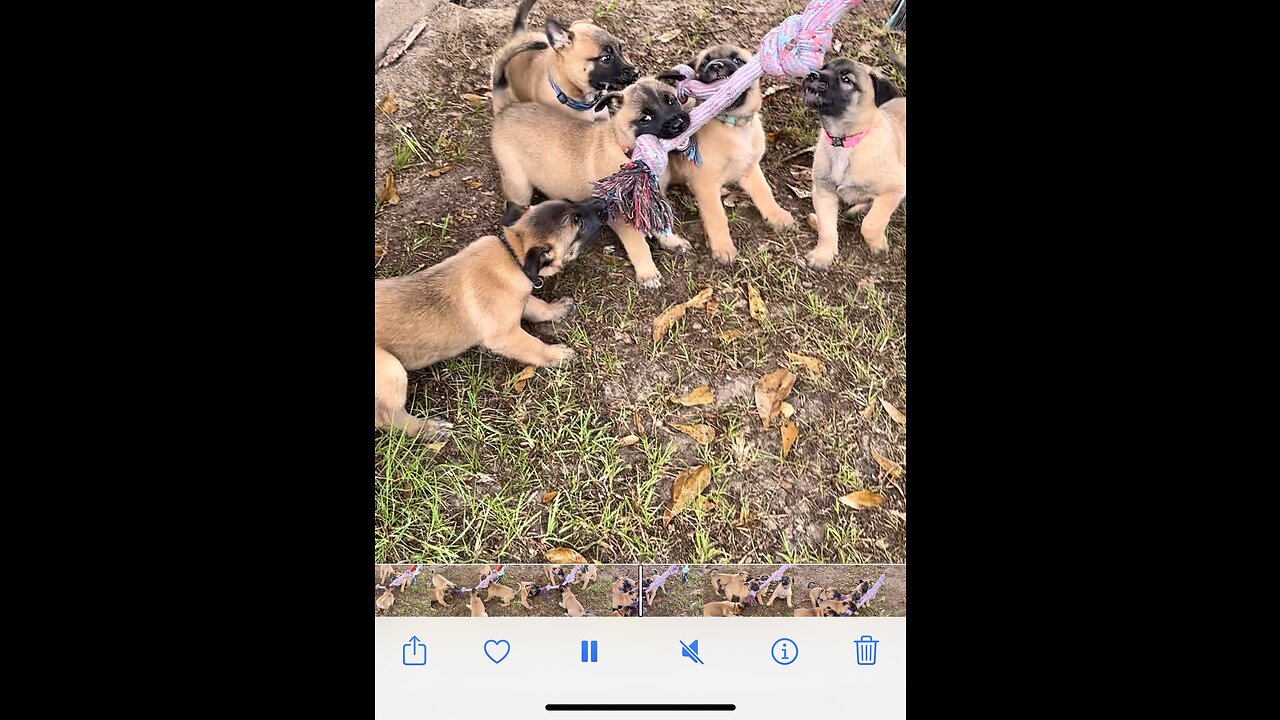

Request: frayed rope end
left=591, top=161, right=674, bottom=238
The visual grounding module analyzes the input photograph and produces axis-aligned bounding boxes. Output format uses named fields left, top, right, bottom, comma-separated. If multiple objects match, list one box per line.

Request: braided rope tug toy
left=591, top=0, right=863, bottom=237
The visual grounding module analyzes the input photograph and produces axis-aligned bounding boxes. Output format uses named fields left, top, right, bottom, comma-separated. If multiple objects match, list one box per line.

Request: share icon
left=679, top=639, right=705, bottom=665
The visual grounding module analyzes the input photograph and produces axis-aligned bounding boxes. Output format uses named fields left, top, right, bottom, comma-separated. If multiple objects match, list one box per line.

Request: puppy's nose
left=805, top=72, right=820, bottom=83
left=668, top=115, right=687, bottom=133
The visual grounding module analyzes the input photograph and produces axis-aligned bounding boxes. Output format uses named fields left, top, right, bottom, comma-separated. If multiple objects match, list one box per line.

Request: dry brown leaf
left=512, top=365, right=535, bottom=394
left=717, top=330, right=745, bottom=343
left=618, top=434, right=641, bottom=447
left=652, top=303, right=689, bottom=342
left=784, top=351, right=824, bottom=379
left=780, top=420, right=798, bottom=459
left=754, top=368, right=797, bottom=429
left=705, top=299, right=720, bottom=314
left=671, top=423, right=716, bottom=445
left=426, top=165, right=453, bottom=178
left=684, top=287, right=714, bottom=309
left=379, top=172, right=400, bottom=205
left=424, top=440, right=447, bottom=452
left=781, top=401, right=795, bottom=419
left=748, top=283, right=767, bottom=322
left=788, top=184, right=813, bottom=199
left=656, top=29, right=681, bottom=43
left=545, top=547, right=588, bottom=564
left=765, top=131, right=779, bottom=143
left=461, top=93, right=488, bottom=106
left=376, top=588, right=396, bottom=610
left=464, top=178, right=485, bottom=190
left=806, top=213, right=819, bottom=230
left=541, top=490, right=560, bottom=504
left=663, top=464, right=712, bottom=526
left=839, top=490, right=884, bottom=510
left=670, top=386, right=714, bottom=406
left=870, top=447, right=904, bottom=479
left=722, top=190, right=738, bottom=208
left=860, top=398, right=877, bottom=419
left=881, top=399, right=906, bottom=425
left=376, top=91, right=399, bottom=115
left=374, top=242, right=387, bottom=263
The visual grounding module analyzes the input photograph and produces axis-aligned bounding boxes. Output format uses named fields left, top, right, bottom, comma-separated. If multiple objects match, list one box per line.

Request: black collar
left=498, top=234, right=544, bottom=289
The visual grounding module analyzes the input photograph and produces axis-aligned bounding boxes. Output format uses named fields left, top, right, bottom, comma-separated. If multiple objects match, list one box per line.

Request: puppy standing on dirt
left=484, top=581, right=516, bottom=607
left=578, top=564, right=598, bottom=590
left=661, top=45, right=795, bottom=264
left=492, top=78, right=693, bottom=289
left=491, top=0, right=639, bottom=121
left=801, top=58, right=905, bottom=269
left=375, top=198, right=607, bottom=440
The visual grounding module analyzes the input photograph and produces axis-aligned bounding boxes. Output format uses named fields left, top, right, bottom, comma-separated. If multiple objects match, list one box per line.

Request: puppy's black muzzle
left=596, top=64, right=640, bottom=91
left=700, top=59, right=739, bottom=83
left=573, top=197, right=609, bottom=244
left=658, top=112, right=690, bottom=139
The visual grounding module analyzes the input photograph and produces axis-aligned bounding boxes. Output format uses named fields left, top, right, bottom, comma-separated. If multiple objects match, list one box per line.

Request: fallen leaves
left=460, top=93, right=489, bottom=106
left=670, top=423, right=716, bottom=444
left=860, top=398, right=877, bottom=419
left=881, top=398, right=906, bottom=425
left=464, top=178, right=485, bottom=190
left=376, top=91, right=399, bottom=115
left=784, top=351, right=824, bottom=379
left=663, top=464, right=712, bottom=526
left=511, top=366, right=535, bottom=394
left=653, top=287, right=714, bottom=342
left=545, top=547, right=588, bottom=564
left=780, top=420, right=798, bottom=459
left=788, top=184, right=813, bottom=199
left=617, top=434, right=641, bottom=447
left=839, top=490, right=884, bottom=510
left=670, top=385, right=714, bottom=406
left=870, top=447, right=904, bottom=479
left=717, top=330, right=745, bottom=344
left=747, top=283, right=767, bottom=322
left=541, top=490, right=560, bottom=504
left=423, top=440, right=447, bottom=452
left=374, top=242, right=387, bottom=263
left=426, top=165, right=453, bottom=178
left=765, top=131, right=779, bottom=143
left=754, top=368, right=797, bottom=429
left=656, top=29, right=681, bottom=43
left=378, top=172, right=400, bottom=206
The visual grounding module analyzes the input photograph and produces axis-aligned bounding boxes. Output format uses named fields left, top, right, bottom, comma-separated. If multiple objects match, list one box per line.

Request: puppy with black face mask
left=660, top=44, right=795, bottom=264
left=375, top=198, right=607, bottom=441
left=491, top=0, right=639, bottom=121
left=492, top=79, right=693, bottom=288
left=766, top=575, right=793, bottom=607
left=801, top=58, right=905, bottom=269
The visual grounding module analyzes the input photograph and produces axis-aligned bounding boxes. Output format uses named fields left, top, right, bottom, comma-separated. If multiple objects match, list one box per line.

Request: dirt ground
left=638, top=563, right=904, bottom=617
left=376, top=563, right=640, bottom=616
left=374, top=0, right=906, bottom=565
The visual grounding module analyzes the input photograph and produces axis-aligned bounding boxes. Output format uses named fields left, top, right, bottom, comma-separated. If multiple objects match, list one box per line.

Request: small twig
left=778, top=146, right=815, bottom=164
left=377, top=18, right=429, bottom=70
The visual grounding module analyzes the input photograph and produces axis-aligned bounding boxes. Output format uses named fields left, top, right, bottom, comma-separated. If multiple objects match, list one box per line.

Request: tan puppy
left=578, top=564, right=598, bottom=590
left=376, top=587, right=396, bottom=611
left=801, top=58, right=905, bottom=269
left=431, top=574, right=456, bottom=591
left=644, top=570, right=670, bottom=604
left=560, top=587, right=586, bottom=616
left=519, top=581, right=538, bottom=609
left=809, top=583, right=838, bottom=608
left=469, top=590, right=489, bottom=617
left=423, top=586, right=452, bottom=609
left=610, top=576, right=637, bottom=616
left=661, top=45, right=794, bottom=264
left=817, top=596, right=855, bottom=617
left=766, top=575, right=793, bottom=607
left=709, top=572, right=749, bottom=596
left=545, top=565, right=566, bottom=584
left=491, top=0, right=639, bottom=121
left=375, top=198, right=607, bottom=440
left=484, top=581, right=516, bottom=607
left=703, top=600, right=744, bottom=617
left=492, top=79, right=693, bottom=289
left=376, top=565, right=395, bottom=584
left=719, top=577, right=752, bottom=603
left=793, top=607, right=821, bottom=617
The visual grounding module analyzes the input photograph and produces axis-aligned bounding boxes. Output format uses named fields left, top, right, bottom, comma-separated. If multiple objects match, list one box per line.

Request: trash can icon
left=854, top=635, right=878, bottom=665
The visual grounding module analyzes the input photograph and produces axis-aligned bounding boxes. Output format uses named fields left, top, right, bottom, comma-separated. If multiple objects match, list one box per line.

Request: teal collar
left=715, top=113, right=755, bottom=126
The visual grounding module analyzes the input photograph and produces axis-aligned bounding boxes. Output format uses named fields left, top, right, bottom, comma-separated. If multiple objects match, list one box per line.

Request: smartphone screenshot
left=374, top=0, right=906, bottom=713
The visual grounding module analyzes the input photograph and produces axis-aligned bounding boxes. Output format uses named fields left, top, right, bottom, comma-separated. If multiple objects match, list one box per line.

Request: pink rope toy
left=592, top=0, right=861, bottom=237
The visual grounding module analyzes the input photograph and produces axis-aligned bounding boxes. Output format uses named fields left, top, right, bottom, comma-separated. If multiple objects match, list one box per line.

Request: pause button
left=580, top=640, right=599, bottom=663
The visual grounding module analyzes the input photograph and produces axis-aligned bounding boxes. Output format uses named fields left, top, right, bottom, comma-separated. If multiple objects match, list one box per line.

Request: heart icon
left=484, top=639, right=510, bottom=664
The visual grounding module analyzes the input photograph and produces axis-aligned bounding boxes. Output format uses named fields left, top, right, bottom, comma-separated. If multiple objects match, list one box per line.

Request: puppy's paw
left=765, top=208, right=796, bottom=230
left=865, top=237, right=889, bottom=255
left=635, top=269, right=663, bottom=289
left=545, top=345, right=577, bottom=366
left=806, top=248, right=836, bottom=271
left=709, top=241, right=738, bottom=265
left=549, top=297, right=576, bottom=321
left=659, top=234, right=692, bottom=254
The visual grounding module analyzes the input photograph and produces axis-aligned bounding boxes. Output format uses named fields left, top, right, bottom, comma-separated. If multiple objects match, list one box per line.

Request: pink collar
left=822, top=128, right=868, bottom=148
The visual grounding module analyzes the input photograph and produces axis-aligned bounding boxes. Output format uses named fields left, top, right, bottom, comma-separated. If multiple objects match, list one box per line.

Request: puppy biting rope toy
left=452, top=565, right=506, bottom=595
left=592, top=0, right=862, bottom=236
left=386, top=564, right=420, bottom=590
left=840, top=572, right=887, bottom=616
left=746, top=564, right=793, bottom=606
left=530, top=564, right=585, bottom=597
left=644, top=564, right=682, bottom=597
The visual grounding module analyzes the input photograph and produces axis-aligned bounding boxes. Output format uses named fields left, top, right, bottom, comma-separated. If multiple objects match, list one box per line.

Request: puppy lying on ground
left=484, top=581, right=516, bottom=607
left=491, top=0, right=639, bottom=121
left=703, top=600, right=744, bottom=617
left=801, top=58, right=905, bottom=269
left=808, top=582, right=838, bottom=608
left=560, top=586, right=586, bottom=616
left=817, top=596, right=855, bottom=617
left=660, top=44, right=794, bottom=264
left=376, top=587, right=395, bottom=611
left=375, top=198, right=607, bottom=440
left=469, top=589, right=489, bottom=617
left=793, top=607, right=821, bottom=617
left=492, top=79, right=693, bottom=289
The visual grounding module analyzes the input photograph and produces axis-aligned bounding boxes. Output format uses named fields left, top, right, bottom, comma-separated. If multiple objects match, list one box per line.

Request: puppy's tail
left=491, top=39, right=550, bottom=91
left=511, top=0, right=538, bottom=34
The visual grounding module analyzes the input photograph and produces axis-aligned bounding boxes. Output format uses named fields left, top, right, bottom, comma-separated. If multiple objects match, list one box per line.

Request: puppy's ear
left=523, top=245, right=551, bottom=278
left=501, top=201, right=527, bottom=227
left=593, top=91, right=625, bottom=114
left=546, top=19, right=573, bottom=50
left=870, top=71, right=903, bottom=106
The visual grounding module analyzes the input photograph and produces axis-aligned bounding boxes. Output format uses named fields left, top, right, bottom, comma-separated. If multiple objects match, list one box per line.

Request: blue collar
left=547, top=73, right=596, bottom=111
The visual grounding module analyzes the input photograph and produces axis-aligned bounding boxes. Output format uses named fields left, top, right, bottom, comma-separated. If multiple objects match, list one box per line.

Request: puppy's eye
left=599, top=54, right=612, bottom=64
left=573, top=213, right=582, bottom=226
left=640, top=113, right=653, bottom=123
left=841, top=74, right=854, bottom=84
left=732, top=57, right=744, bottom=65
left=665, top=95, right=674, bottom=105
